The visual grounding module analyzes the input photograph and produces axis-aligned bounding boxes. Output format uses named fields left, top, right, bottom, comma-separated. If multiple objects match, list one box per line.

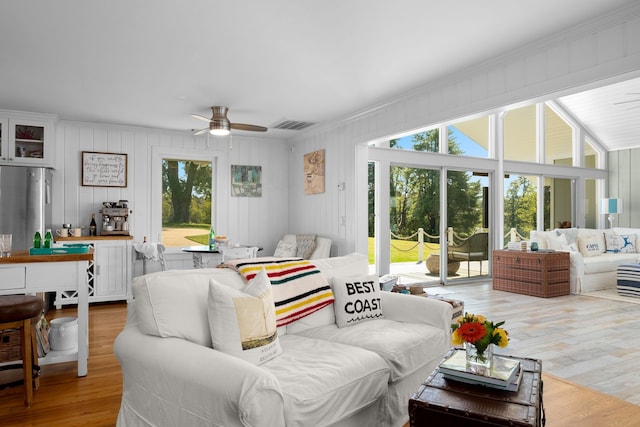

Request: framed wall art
left=231, top=165, right=262, bottom=197
left=82, top=151, right=128, bottom=187
left=304, top=149, right=325, bottom=195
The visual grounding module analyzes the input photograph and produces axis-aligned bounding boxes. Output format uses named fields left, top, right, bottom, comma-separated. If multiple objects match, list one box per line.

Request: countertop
left=0, top=249, right=94, bottom=264
left=56, top=235, right=134, bottom=242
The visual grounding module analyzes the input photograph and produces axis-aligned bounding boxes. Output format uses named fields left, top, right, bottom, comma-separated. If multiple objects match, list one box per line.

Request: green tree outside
left=162, top=159, right=212, bottom=226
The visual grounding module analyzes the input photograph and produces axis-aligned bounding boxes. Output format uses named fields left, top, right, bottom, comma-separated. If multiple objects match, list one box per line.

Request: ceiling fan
left=191, top=106, right=268, bottom=136
left=613, top=92, right=640, bottom=110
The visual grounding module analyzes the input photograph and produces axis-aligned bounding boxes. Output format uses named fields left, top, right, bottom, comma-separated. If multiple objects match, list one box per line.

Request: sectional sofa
left=530, top=227, right=640, bottom=293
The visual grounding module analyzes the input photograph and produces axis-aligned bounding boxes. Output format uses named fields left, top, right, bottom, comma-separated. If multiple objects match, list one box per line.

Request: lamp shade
left=601, top=198, right=623, bottom=215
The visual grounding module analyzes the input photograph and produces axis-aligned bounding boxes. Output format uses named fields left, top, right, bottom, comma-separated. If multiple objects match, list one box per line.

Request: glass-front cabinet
left=0, top=111, right=56, bottom=166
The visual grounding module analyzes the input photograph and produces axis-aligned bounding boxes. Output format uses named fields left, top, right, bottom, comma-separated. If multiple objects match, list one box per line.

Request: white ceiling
left=0, top=1, right=638, bottom=147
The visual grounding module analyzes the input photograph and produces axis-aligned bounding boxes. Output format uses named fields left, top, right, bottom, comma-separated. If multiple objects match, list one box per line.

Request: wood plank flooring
left=427, top=282, right=640, bottom=406
left=0, top=303, right=126, bottom=427
left=1, top=286, right=639, bottom=426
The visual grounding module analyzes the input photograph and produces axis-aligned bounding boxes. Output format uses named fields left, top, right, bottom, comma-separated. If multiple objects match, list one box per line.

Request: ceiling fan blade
left=613, top=99, right=640, bottom=105
left=230, top=123, right=268, bottom=132
left=191, top=114, right=213, bottom=123
left=193, top=127, right=209, bottom=135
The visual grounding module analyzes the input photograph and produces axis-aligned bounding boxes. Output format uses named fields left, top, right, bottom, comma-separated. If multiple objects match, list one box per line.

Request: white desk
left=181, top=245, right=222, bottom=268
left=0, top=250, right=92, bottom=376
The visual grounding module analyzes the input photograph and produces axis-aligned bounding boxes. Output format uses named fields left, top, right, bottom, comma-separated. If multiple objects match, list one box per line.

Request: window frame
left=151, top=146, right=228, bottom=253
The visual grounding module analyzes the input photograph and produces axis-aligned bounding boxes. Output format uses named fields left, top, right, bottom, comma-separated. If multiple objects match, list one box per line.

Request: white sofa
left=530, top=227, right=640, bottom=293
left=114, top=253, right=453, bottom=427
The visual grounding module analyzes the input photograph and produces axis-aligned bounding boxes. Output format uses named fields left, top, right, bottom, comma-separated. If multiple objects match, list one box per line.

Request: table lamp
left=601, top=198, right=623, bottom=229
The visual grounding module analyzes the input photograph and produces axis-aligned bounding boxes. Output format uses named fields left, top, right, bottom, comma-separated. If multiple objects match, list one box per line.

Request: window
left=504, top=174, right=537, bottom=242
left=545, top=104, right=573, bottom=165
left=585, top=140, right=599, bottom=169
left=447, top=116, right=489, bottom=158
left=373, top=129, right=440, bottom=152
left=504, top=105, right=536, bottom=162
left=161, top=157, right=213, bottom=247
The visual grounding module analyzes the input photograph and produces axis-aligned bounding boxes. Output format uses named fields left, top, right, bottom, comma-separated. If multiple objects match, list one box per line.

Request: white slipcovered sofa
left=531, top=227, right=640, bottom=293
left=114, top=253, right=452, bottom=427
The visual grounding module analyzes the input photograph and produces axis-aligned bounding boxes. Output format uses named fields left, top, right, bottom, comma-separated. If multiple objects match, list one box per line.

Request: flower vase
left=465, top=342, right=493, bottom=374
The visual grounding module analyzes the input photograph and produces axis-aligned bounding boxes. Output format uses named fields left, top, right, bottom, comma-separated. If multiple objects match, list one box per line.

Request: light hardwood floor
left=0, top=303, right=125, bottom=427
left=2, top=286, right=640, bottom=426
left=428, top=282, right=640, bottom=405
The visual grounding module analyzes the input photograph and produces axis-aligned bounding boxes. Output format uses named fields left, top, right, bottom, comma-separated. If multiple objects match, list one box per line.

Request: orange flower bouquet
left=452, top=313, right=508, bottom=367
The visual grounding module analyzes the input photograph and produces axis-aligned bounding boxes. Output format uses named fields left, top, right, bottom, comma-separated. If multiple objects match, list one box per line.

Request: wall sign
left=82, top=151, right=128, bottom=187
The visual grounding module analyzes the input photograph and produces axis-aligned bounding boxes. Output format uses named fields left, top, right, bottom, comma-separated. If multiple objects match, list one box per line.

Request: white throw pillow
left=331, top=274, right=383, bottom=328
left=295, top=234, right=317, bottom=259
left=604, top=232, right=637, bottom=254
left=273, top=240, right=298, bottom=258
left=577, top=235, right=604, bottom=257
left=619, top=234, right=637, bottom=253
left=208, top=268, right=282, bottom=365
left=547, top=233, right=568, bottom=251
left=561, top=243, right=578, bottom=252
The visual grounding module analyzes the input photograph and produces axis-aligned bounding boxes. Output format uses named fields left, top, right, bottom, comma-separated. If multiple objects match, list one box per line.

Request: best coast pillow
left=207, top=268, right=282, bottom=365
left=273, top=240, right=298, bottom=257
left=331, top=274, right=383, bottom=328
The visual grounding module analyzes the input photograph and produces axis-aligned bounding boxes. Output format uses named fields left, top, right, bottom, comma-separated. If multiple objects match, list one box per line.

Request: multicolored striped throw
left=220, top=257, right=334, bottom=327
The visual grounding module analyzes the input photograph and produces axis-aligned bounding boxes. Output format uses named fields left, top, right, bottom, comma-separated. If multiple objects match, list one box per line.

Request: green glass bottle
left=33, top=231, right=42, bottom=249
left=44, top=229, right=53, bottom=248
left=209, top=226, right=216, bottom=250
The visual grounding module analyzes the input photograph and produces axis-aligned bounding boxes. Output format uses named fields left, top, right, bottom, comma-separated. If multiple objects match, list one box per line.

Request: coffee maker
left=99, top=200, right=131, bottom=236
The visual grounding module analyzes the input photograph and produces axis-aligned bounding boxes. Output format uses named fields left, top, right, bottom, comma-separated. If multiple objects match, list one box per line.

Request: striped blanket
left=220, top=257, right=334, bottom=327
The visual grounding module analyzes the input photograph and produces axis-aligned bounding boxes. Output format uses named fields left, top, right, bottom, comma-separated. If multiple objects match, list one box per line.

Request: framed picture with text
left=82, top=151, right=128, bottom=187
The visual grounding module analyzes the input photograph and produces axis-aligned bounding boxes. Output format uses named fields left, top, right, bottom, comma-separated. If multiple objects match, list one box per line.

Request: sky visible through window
left=394, top=127, right=488, bottom=157
left=392, top=128, right=519, bottom=193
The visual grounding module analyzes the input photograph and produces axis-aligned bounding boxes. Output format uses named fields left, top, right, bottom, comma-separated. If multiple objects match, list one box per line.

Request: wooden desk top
left=0, top=249, right=94, bottom=264
left=56, top=235, right=133, bottom=242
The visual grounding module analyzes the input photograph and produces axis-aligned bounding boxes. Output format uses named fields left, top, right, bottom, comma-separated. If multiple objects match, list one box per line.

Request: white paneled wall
left=288, top=3, right=640, bottom=257
left=608, top=148, right=640, bottom=228
left=54, top=121, right=290, bottom=268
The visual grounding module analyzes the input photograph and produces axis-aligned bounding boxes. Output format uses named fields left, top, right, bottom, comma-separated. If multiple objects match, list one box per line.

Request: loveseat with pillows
left=530, top=227, right=640, bottom=293
left=114, top=253, right=453, bottom=427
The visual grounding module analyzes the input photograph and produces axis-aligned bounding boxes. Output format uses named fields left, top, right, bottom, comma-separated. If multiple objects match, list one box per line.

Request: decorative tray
left=29, top=244, right=90, bottom=255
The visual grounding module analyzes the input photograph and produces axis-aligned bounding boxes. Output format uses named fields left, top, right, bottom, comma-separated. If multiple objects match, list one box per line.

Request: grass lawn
left=368, top=237, right=440, bottom=264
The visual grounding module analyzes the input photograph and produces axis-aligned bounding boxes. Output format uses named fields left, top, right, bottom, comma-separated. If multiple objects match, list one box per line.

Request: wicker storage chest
left=409, top=354, right=544, bottom=426
left=492, top=250, right=570, bottom=298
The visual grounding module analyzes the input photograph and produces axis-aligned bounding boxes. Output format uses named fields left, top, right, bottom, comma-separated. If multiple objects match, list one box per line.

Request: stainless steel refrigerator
left=0, top=166, right=53, bottom=251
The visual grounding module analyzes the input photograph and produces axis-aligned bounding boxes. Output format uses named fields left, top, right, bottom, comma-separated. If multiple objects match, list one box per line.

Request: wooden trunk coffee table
left=409, top=353, right=544, bottom=426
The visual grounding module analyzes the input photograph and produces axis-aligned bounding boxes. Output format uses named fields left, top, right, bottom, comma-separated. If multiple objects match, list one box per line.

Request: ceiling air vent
left=271, top=119, right=315, bottom=131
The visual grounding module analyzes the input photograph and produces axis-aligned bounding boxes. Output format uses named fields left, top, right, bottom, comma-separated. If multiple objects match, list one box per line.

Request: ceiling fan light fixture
left=209, top=121, right=230, bottom=136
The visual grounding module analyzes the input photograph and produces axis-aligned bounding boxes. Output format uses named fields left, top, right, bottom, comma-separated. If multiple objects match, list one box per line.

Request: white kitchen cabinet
left=0, top=110, right=56, bottom=167
left=54, top=238, right=132, bottom=307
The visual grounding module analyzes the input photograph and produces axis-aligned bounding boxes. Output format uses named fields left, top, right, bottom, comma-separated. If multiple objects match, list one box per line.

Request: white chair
left=133, top=241, right=166, bottom=274
left=219, top=246, right=259, bottom=263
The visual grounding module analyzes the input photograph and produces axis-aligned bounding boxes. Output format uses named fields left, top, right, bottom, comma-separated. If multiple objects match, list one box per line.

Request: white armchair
left=281, top=234, right=332, bottom=259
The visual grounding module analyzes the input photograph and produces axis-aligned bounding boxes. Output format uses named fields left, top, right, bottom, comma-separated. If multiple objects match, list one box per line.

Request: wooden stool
left=0, top=295, right=44, bottom=408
